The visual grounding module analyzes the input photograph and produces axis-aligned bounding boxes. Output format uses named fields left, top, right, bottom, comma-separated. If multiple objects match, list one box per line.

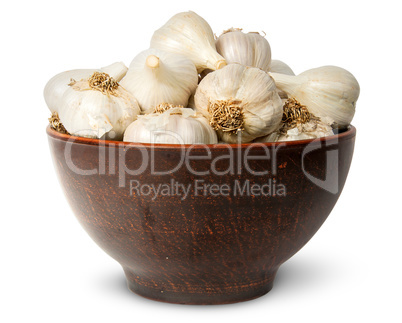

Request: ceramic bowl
left=47, top=125, right=356, bottom=304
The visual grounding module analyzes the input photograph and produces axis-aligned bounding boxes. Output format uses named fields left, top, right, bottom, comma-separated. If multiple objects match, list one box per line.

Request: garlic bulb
left=123, top=107, right=218, bottom=145
left=150, top=11, right=226, bottom=73
left=255, top=99, right=334, bottom=142
left=195, top=64, right=283, bottom=143
left=215, top=28, right=271, bottom=71
left=270, top=66, right=360, bottom=127
left=44, top=62, right=128, bottom=113
left=58, top=72, right=140, bottom=140
left=120, top=48, right=198, bottom=114
left=269, top=59, right=295, bottom=75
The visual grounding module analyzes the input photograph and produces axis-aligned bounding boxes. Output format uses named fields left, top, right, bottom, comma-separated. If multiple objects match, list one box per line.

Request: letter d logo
left=301, top=138, right=339, bottom=194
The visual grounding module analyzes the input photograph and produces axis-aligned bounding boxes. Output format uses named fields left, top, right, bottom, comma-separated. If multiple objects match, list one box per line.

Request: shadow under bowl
left=47, top=126, right=356, bottom=305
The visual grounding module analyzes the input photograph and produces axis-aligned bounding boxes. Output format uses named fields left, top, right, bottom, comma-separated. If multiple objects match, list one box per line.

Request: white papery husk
left=150, top=11, right=226, bottom=73
left=269, top=59, right=295, bottom=75
left=256, top=116, right=335, bottom=142
left=123, top=108, right=218, bottom=145
left=195, top=64, right=283, bottom=143
left=268, top=60, right=295, bottom=99
left=215, top=28, right=271, bottom=71
left=58, top=75, right=140, bottom=140
left=120, top=48, right=198, bottom=114
left=269, top=66, right=360, bottom=127
left=44, top=62, right=128, bottom=113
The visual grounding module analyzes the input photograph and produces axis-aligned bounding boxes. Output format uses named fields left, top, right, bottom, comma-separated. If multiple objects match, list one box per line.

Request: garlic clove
left=44, top=62, right=128, bottom=113
left=269, top=66, right=360, bottom=127
left=120, top=48, right=198, bottom=114
left=150, top=11, right=226, bottom=73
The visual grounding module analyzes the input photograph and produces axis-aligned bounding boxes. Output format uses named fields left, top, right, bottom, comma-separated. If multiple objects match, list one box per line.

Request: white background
left=1, top=0, right=401, bottom=322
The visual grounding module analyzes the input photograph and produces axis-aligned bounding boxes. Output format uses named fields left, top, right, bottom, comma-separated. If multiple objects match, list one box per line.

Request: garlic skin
left=58, top=72, right=140, bottom=140
left=270, top=66, right=360, bottom=127
left=215, top=28, right=272, bottom=71
left=120, top=48, right=198, bottom=114
left=123, top=108, right=218, bottom=145
left=269, top=59, right=295, bottom=75
left=187, top=94, right=196, bottom=110
left=150, top=11, right=226, bottom=73
left=256, top=117, right=335, bottom=142
left=268, top=60, right=295, bottom=99
left=44, top=62, right=128, bottom=113
left=195, top=64, right=283, bottom=143
left=100, top=62, right=128, bottom=82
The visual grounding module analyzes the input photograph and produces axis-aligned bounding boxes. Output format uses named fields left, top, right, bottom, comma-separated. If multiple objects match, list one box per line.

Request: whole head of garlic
left=58, top=72, right=140, bottom=140
left=44, top=62, right=128, bottom=113
left=215, top=28, right=272, bottom=71
left=255, top=98, right=334, bottom=142
left=120, top=48, right=198, bottom=114
left=269, top=65, right=360, bottom=127
left=195, top=64, right=283, bottom=144
left=150, top=11, right=226, bottom=73
left=123, top=107, right=218, bottom=145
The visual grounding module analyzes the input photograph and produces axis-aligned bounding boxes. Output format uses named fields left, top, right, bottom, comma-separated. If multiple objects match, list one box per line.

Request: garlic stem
left=146, top=55, right=160, bottom=69
left=100, top=62, right=128, bottom=82
left=269, top=72, right=299, bottom=97
left=216, top=60, right=227, bottom=70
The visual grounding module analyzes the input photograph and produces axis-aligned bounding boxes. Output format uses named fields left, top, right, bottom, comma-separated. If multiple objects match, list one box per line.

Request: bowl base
left=124, top=269, right=277, bottom=305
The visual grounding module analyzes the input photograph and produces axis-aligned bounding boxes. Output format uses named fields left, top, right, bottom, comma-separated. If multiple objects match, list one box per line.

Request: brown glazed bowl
left=47, top=125, right=356, bottom=305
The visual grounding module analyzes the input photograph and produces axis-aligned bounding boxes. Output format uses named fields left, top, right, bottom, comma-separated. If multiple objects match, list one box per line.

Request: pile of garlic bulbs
left=44, top=10, right=360, bottom=144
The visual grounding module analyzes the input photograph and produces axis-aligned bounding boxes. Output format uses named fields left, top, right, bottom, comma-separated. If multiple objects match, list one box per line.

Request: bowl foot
left=123, top=269, right=277, bottom=305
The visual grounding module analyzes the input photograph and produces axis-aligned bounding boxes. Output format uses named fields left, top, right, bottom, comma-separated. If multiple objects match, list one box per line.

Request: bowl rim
left=46, top=125, right=356, bottom=149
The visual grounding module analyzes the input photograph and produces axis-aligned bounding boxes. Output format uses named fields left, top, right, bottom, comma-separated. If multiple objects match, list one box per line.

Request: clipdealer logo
left=129, top=178, right=286, bottom=201
left=63, top=129, right=340, bottom=199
